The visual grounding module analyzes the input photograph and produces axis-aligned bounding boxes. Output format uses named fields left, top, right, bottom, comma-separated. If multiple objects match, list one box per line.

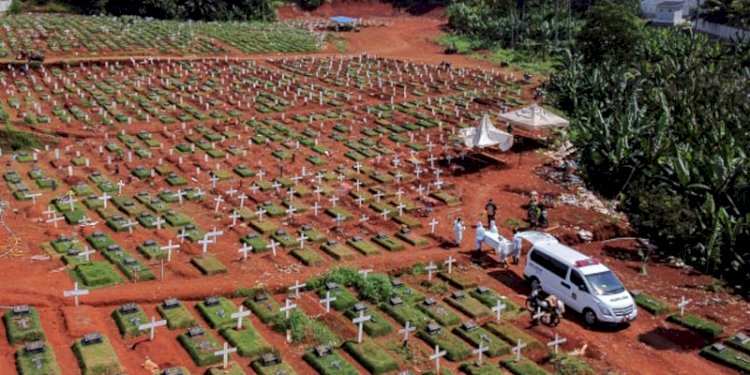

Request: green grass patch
left=445, top=294, right=490, bottom=319
left=667, top=313, right=724, bottom=339
left=177, top=328, right=222, bottom=366
left=244, top=292, right=280, bottom=324
left=453, top=324, right=510, bottom=357
left=111, top=305, right=149, bottom=338
left=291, top=247, right=325, bottom=266
left=633, top=292, right=671, bottom=315
left=346, top=238, right=380, bottom=256
left=549, top=353, right=595, bottom=375
left=438, top=272, right=478, bottom=290
left=191, top=256, right=228, bottom=276
left=205, top=361, right=244, bottom=375
left=430, top=191, right=460, bottom=206
left=343, top=339, right=399, bottom=374
left=459, top=362, right=504, bottom=375
left=71, top=262, right=123, bottom=288
left=220, top=324, right=272, bottom=357
left=3, top=308, right=45, bottom=344
left=469, top=287, right=523, bottom=317
left=395, top=230, right=428, bottom=246
left=343, top=308, right=392, bottom=338
left=250, top=219, right=278, bottom=234
left=15, top=343, right=61, bottom=375
left=417, top=302, right=461, bottom=327
left=195, top=297, right=238, bottom=329
left=484, top=322, right=542, bottom=351
left=326, top=206, right=354, bottom=221
left=251, top=358, right=298, bottom=375
left=71, top=335, right=123, bottom=375
left=321, top=241, right=356, bottom=260
left=417, top=329, right=472, bottom=361
left=316, top=287, right=358, bottom=311
left=157, top=302, right=196, bottom=330
left=381, top=303, right=432, bottom=329
left=501, top=358, right=551, bottom=375
left=302, top=349, right=359, bottom=375
left=372, top=233, right=405, bottom=251
left=700, top=344, right=750, bottom=373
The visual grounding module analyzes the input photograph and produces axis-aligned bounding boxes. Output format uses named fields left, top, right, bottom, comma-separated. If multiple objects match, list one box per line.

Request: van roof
left=521, top=231, right=609, bottom=272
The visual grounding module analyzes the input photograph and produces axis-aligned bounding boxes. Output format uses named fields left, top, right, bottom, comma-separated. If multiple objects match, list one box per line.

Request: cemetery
left=0, top=3, right=746, bottom=375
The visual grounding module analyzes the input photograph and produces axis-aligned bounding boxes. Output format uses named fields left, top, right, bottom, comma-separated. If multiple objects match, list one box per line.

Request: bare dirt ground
left=0, top=3, right=747, bottom=375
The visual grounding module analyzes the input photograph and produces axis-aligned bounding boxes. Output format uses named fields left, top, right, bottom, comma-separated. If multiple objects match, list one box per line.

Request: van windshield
left=585, top=271, right=625, bottom=296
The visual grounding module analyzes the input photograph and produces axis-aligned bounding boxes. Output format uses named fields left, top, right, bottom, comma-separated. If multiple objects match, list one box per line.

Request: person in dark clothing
left=485, top=199, right=497, bottom=226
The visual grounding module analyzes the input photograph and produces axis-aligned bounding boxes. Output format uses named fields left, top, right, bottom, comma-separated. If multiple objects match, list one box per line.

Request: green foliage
left=501, top=358, right=550, bottom=375
left=220, top=325, right=272, bottom=357
left=298, top=0, right=323, bottom=11
left=0, top=127, right=42, bottom=151
left=667, top=313, right=724, bottom=339
left=549, top=27, right=750, bottom=284
left=576, top=1, right=646, bottom=65
left=81, top=0, right=278, bottom=21
left=701, top=0, right=750, bottom=28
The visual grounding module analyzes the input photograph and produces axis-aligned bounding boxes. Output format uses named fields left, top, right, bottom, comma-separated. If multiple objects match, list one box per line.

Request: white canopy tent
left=499, top=104, right=569, bottom=131
left=459, top=114, right=514, bottom=151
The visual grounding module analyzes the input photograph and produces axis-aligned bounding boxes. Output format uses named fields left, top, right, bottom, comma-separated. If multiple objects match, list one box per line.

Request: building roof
left=330, top=16, right=357, bottom=24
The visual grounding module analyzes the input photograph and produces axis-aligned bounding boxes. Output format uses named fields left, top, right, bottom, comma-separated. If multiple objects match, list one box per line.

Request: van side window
left=570, top=270, right=587, bottom=292
left=529, top=249, right=569, bottom=279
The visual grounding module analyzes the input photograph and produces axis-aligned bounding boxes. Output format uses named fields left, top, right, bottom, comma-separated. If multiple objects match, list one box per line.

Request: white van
left=519, top=231, right=637, bottom=326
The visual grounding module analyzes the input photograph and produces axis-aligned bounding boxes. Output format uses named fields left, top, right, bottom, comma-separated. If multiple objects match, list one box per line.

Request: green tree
left=576, top=0, right=645, bottom=65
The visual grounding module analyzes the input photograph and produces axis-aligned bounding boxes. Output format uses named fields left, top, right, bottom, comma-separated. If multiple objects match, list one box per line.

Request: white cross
left=271, top=181, right=282, bottom=191
left=198, top=235, right=215, bottom=257
left=359, top=214, right=370, bottom=224
left=161, top=240, right=179, bottom=262
left=374, top=191, right=384, bottom=202
left=230, top=305, right=252, bottom=330
left=214, top=342, right=237, bottom=370
left=63, top=282, right=89, bottom=306
left=209, top=175, right=219, bottom=188
left=289, top=280, right=306, bottom=298
left=207, top=228, right=224, bottom=239
left=354, top=162, right=363, bottom=173
left=213, top=195, right=224, bottom=213
left=512, top=339, right=527, bottom=362
left=320, top=291, right=336, bottom=313
left=334, top=214, right=345, bottom=227
left=358, top=268, right=373, bottom=279
left=123, top=220, right=137, bottom=234
left=444, top=256, right=456, bottom=274
left=24, top=192, right=41, bottom=204
left=43, top=205, right=56, bottom=218
left=434, top=179, right=444, bottom=190
left=547, top=333, right=567, bottom=355
left=226, top=188, right=238, bottom=198
left=280, top=299, right=297, bottom=318
left=255, top=207, right=267, bottom=222
left=311, top=202, right=321, bottom=216
left=77, top=246, right=95, bottom=264
left=429, top=345, right=447, bottom=373
left=66, top=196, right=78, bottom=211
left=474, top=341, right=489, bottom=365
left=257, top=169, right=266, bottom=181
left=355, top=196, right=365, bottom=207
left=427, top=154, right=437, bottom=168
left=415, top=167, right=422, bottom=180
left=267, top=240, right=279, bottom=256
left=46, top=213, right=64, bottom=228
left=194, top=188, right=206, bottom=200
left=285, top=206, right=297, bottom=219
left=238, top=193, right=247, bottom=208
left=395, top=188, right=404, bottom=201
left=354, top=180, right=362, bottom=192
left=492, top=301, right=507, bottom=321
left=250, top=184, right=260, bottom=194
left=417, top=184, right=425, bottom=196
left=678, top=296, right=692, bottom=316
left=138, top=316, right=167, bottom=341
left=295, top=233, right=308, bottom=249
left=152, top=216, right=165, bottom=230
left=238, top=243, right=253, bottom=261
left=400, top=321, right=416, bottom=343
left=314, top=186, right=323, bottom=200
left=429, top=218, right=438, bottom=234
left=329, top=195, right=339, bottom=207
left=353, top=310, right=372, bottom=344
left=177, top=228, right=189, bottom=244
left=229, top=210, right=241, bottom=226
left=425, top=261, right=437, bottom=281
left=337, top=174, right=345, bottom=182
left=286, top=188, right=296, bottom=202
left=380, top=209, right=391, bottom=221
left=396, top=202, right=406, bottom=217
left=117, top=180, right=125, bottom=195
left=291, top=175, right=302, bottom=185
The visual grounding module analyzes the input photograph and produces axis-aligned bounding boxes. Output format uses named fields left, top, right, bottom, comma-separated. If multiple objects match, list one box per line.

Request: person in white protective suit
left=488, top=219, right=498, bottom=234
left=475, top=221, right=485, bottom=258
left=453, top=217, right=466, bottom=247
left=509, top=228, right=523, bottom=264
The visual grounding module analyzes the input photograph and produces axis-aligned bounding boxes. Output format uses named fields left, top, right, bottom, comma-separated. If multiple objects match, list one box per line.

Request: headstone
left=82, top=332, right=102, bottom=346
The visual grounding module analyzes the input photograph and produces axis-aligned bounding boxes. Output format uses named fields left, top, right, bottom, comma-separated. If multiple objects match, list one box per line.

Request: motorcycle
left=525, top=286, right=564, bottom=327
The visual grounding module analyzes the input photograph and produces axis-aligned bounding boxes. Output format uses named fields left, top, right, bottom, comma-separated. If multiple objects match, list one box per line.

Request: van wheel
left=583, top=308, right=597, bottom=327
left=529, top=277, right=541, bottom=291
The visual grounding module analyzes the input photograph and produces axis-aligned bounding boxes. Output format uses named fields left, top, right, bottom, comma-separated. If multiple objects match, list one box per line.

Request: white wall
left=0, top=0, right=12, bottom=13
left=695, top=19, right=750, bottom=41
